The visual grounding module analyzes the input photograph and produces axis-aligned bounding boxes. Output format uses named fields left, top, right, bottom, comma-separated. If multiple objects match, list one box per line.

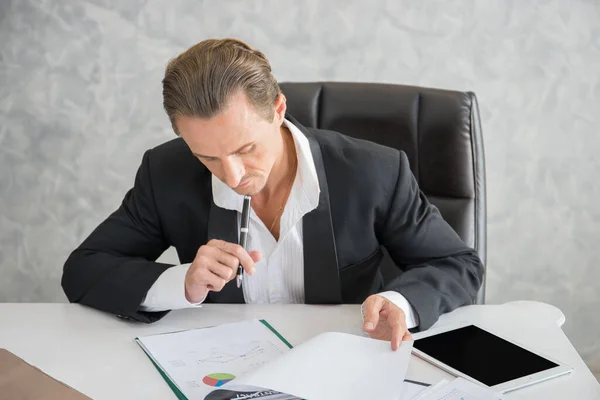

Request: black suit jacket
left=62, top=116, right=484, bottom=330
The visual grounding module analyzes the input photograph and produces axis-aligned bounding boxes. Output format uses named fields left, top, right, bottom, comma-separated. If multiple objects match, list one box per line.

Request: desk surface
left=0, top=302, right=598, bottom=400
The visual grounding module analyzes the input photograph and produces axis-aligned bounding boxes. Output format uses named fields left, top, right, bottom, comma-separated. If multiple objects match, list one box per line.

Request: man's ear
left=273, top=93, right=287, bottom=123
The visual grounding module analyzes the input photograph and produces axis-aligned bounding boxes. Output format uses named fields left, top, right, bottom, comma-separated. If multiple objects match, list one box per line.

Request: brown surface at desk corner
left=0, top=348, right=91, bottom=400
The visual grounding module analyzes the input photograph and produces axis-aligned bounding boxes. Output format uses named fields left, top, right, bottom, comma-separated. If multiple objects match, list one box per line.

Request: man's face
left=176, top=91, right=285, bottom=196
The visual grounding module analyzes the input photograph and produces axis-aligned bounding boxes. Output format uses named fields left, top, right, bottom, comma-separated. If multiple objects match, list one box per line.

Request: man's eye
left=239, top=145, right=255, bottom=154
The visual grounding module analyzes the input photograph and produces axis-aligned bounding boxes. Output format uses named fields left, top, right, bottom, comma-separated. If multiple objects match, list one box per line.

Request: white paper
left=399, top=380, right=429, bottom=400
left=136, top=319, right=291, bottom=400
left=414, top=377, right=503, bottom=400
left=233, top=332, right=413, bottom=400
left=412, top=379, right=451, bottom=400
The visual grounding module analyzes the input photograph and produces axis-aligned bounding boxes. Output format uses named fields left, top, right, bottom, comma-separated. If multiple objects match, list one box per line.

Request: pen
left=236, top=195, right=252, bottom=288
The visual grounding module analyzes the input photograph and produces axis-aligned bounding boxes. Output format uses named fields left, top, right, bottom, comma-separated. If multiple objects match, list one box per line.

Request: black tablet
left=412, top=323, right=572, bottom=393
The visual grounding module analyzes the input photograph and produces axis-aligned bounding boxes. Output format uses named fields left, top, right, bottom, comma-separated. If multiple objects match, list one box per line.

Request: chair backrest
left=280, top=81, right=487, bottom=304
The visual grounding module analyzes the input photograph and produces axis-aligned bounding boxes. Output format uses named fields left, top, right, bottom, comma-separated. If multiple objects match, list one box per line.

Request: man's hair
left=162, top=38, right=281, bottom=134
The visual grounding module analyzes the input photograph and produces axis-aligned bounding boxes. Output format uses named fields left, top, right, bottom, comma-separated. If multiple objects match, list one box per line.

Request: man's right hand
left=184, top=239, right=262, bottom=303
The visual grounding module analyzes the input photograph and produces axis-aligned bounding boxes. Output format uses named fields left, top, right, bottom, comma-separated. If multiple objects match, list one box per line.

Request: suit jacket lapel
left=294, top=118, right=342, bottom=304
left=207, top=197, right=245, bottom=303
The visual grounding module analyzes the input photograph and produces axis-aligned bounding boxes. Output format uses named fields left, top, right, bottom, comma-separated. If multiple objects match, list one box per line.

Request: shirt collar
left=211, top=118, right=320, bottom=213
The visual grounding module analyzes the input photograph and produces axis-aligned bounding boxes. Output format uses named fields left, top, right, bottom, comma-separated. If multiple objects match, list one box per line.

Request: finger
left=194, top=247, right=237, bottom=280
left=209, top=241, right=260, bottom=273
left=210, top=240, right=254, bottom=272
left=402, top=331, right=413, bottom=342
left=384, top=304, right=404, bottom=328
left=249, top=250, right=262, bottom=263
left=206, top=239, right=227, bottom=248
left=200, top=245, right=237, bottom=268
left=219, top=242, right=256, bottom=275
left=390, top=321, right=404, bottom=351
left=211, top=247, right=240, bottom=274
left=362, top=295, right=384, bottom=332
left=201, top=269, right=228, bottom=292
left=207, top=259, right=236, bottom=281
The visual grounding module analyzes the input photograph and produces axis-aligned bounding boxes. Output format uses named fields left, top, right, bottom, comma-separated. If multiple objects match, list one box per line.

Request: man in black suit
left=62, top=38, right=483, bottom=351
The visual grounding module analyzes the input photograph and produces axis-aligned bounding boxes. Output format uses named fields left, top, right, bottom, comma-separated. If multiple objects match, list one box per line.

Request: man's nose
left=222, top=158, right=245, bottom=188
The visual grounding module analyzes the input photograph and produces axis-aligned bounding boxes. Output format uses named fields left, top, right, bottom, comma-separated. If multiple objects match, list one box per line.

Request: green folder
left=136, top=319, right=293, bottom=400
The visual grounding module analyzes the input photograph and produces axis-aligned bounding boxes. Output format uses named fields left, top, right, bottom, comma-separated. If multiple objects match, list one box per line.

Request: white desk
left=0, top=302, right=598, bottom=399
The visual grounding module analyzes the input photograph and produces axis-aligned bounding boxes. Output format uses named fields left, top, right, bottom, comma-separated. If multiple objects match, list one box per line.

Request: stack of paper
left=399, top=380, right=430, bottom=399
left=136, top=319, right=415, bottom=400
left=408, top=377, right=504, bottom=400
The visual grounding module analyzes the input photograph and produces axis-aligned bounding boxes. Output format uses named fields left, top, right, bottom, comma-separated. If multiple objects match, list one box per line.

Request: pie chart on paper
left=202, top=373, right=236, bottom=387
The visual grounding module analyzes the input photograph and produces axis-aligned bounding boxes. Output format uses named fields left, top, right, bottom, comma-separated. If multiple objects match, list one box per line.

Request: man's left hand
left=363, top=294, right=412, bottom=351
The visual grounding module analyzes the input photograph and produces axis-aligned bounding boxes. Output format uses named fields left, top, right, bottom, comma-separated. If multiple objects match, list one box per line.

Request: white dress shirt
left=140, top=119, right=419, bottom=329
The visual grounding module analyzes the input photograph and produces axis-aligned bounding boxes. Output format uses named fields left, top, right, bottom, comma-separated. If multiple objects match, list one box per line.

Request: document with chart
left=136, top=319, right=413, bottom=400
left=136, top=319, right=298, bottom=399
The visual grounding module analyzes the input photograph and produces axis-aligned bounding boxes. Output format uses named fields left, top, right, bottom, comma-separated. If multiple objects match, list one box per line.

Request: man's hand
left=363, top=294, right=412, bottom=351
left=185, top=239, right=262, bottom=303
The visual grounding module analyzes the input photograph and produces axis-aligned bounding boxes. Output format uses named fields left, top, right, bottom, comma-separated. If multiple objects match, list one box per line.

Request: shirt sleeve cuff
left=363, top=291, right=419, bottom=329
left=139, top=263, right=206, bottom=312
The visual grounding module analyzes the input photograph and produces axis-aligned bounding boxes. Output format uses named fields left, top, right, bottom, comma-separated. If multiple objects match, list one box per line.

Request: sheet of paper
left=232, top=332, right=413, bottom=400
left=136, top=319, right=291, bottom=400
left=414, top=377, right=503, bottom=400
left=399, top=380, right=429, bottom=400
left=412, top=379, right=451, bottom=400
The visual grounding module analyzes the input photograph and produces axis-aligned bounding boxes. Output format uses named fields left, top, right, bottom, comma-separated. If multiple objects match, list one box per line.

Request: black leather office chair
left=280, top=81, right=487, bottom=304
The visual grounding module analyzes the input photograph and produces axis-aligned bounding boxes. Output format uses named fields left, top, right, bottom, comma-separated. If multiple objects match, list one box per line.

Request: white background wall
left=1, top=0, right=598, bottom=378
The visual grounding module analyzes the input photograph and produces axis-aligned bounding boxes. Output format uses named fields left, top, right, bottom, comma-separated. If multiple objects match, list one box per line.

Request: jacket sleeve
left=61, top=149, right=173, bottom=323
left=378, top=150, right=484, bottom=330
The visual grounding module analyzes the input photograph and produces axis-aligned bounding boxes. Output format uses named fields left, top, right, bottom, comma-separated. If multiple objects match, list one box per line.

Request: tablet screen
left=413, top=325, right=558, bottom=386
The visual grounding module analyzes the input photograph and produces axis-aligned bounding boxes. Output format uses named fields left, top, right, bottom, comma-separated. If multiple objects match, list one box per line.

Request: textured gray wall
left=1, top=0, right=599, bottom=377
